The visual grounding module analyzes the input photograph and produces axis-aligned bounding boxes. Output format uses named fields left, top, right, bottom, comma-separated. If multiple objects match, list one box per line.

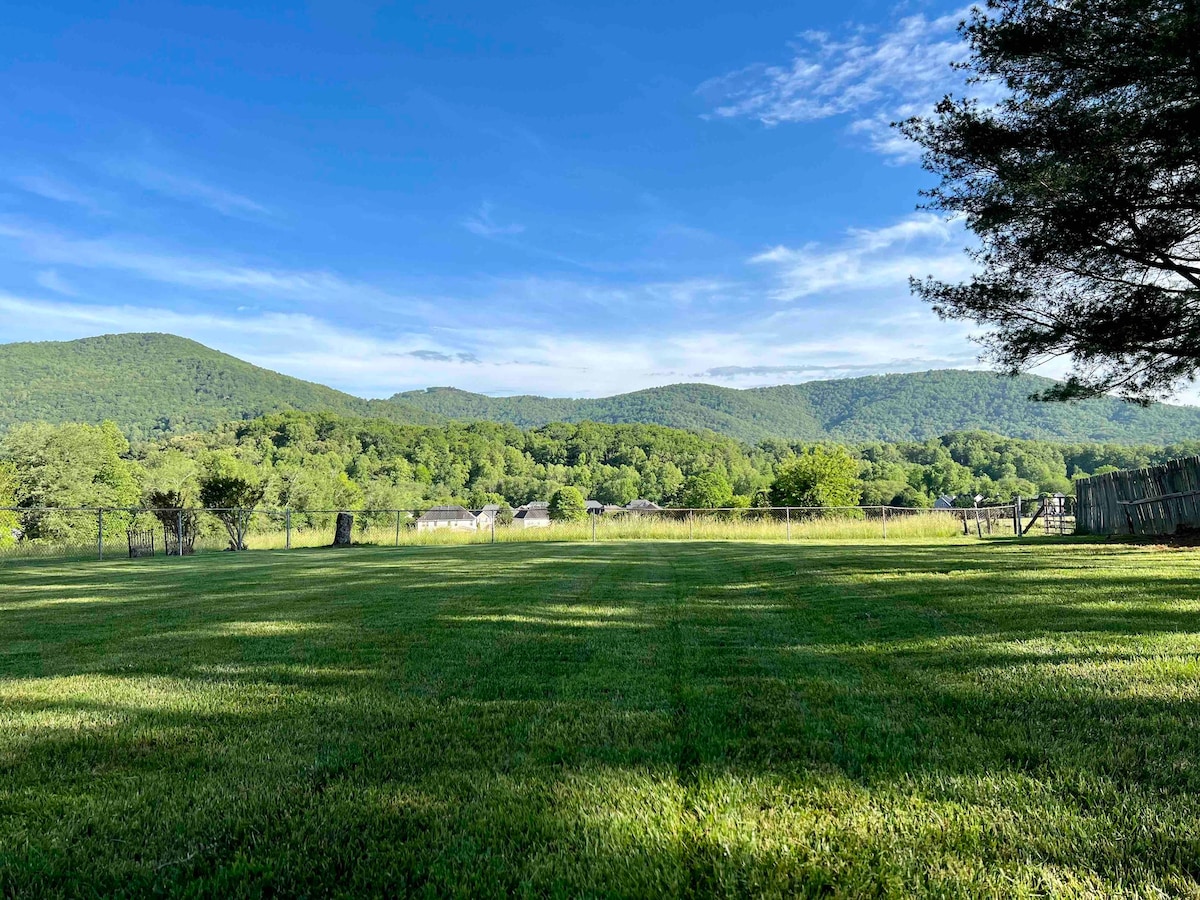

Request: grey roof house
left=475, top=504, right=502, bottom=526
left=416, top=505, right=478, bottom=531
left=513, top=501, right=551, bottom=528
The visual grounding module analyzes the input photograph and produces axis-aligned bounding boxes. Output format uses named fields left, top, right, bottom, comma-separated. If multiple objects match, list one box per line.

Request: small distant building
left=934, top=495, right=957, bottom=510
left=416, top=505, right=478, bottom=531
left=585, top=500, right=605, bottom=515
left=603, top=504, right=626, bottom=516
left=475, top=504, right=501, bottom=527
left=513, top=501, right=551, bottom=528
left=626, top=499, right=662, bottom=513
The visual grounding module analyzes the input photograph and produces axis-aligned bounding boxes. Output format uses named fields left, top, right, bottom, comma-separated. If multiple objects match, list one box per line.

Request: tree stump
left=333, top=512, right=354, bottom=547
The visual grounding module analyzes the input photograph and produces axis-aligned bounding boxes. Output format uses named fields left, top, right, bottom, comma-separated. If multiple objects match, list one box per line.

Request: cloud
left=34, top=269, right=77, bottom=296
left=699, top=7, right=983, bottom=160
left=750, top=212, right=974, bottom=300
left=401, top=350, right=481, bottom=363
left=106, top=161, right=268, bottom=218
left=697, top=358, right=980, bottom=380
left=0, top=221, right=433, bottom=319
left=0, top=288, right=986, bottom=399
left=463, top=202, right=525, bottom=237
left=9, top=174, right=104, bottom=212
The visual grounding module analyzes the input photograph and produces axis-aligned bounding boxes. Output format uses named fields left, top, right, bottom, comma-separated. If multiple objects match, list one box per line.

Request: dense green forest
left=3, top=412, right=1194, bottom=525
left=0, top=333, right=443, bottom=440
left=8, top=333, right=1200, bottom=444
left=396, top=372, right=1200, bottom=443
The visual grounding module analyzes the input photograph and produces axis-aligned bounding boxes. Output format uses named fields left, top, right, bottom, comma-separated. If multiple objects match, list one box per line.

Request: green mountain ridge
left=394, top=372, right=1200, bottom=444
left=4, top=332, right=1200, bottom=444
left=0, top=333, right=444, bottom=440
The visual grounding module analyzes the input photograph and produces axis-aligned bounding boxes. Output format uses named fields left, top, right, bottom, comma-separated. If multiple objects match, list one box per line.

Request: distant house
left=513, top=501, right=551, bottom=528
left=626, top=499, right=662, bottom=513
left=585, top=500, right=605, bottom=515
left=934, top=495, right=957, bottom=510
left=416, top=505, right=478, bottom=531
left=475, top=504, right=501, bottom=527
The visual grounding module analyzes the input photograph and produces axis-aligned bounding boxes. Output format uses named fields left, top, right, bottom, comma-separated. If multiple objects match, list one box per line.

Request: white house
left=513, top=501, right=551, bottom=528
left=416, top=505, right=478, bottom=531
left=475, top=504, right=501, bottom=527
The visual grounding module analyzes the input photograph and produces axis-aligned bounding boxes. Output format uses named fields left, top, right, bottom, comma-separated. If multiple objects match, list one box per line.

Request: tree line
left=1, top=410, right=1192, bottom=542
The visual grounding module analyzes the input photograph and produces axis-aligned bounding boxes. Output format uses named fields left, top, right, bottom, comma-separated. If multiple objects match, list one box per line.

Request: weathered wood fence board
left=1076, top=455, right=1200, bottom=536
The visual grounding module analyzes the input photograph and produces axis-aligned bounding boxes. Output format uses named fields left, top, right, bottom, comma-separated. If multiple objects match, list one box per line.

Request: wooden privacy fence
left=1076, top=455, right=1200, bottom=536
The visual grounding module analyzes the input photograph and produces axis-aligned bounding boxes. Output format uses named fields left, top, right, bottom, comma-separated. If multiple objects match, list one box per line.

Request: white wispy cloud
left=105, top=160, right=269, bottom=218
left=699, top=7, right=980, bottom=160
left=463, top=202, right=525, bottom=237
left=34, top=269, right=77, bottom=296
left=0, top=221, right=433, bottom=318
left=9, top=174, right=105, bottom=212
left=750, top=212, right=974, bottom=300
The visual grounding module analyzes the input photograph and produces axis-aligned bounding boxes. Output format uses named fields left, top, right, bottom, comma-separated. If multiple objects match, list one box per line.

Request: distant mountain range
left=4, top=332, right=1200, bottom=444
left=392, top=377, right=1200, bottom=444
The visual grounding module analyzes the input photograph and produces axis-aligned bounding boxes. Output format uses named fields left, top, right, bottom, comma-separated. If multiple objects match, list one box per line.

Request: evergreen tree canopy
left=903, top=0, right=1200, bottom=403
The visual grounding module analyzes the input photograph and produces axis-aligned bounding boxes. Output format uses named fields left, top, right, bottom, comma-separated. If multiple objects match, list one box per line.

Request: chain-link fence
left=0, top=503, right=1034, bottom=564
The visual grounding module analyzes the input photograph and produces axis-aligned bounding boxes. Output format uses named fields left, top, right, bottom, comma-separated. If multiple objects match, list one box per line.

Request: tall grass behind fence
left=0, top=504, right=1021, bottom=563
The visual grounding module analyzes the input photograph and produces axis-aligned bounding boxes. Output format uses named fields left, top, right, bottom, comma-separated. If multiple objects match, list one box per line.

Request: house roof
left=514, top=506, right=550, bottom=520
left=417, top=505, right=477, bottom=522
left=479, top=504, right=501, bottom=513
left=626, top=499, right=662, bottom=510
left=585, top=500, right=604, bottom=510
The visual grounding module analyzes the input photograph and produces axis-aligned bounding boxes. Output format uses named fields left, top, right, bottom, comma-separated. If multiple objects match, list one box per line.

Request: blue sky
left=0, top=0, right=991, bottom=398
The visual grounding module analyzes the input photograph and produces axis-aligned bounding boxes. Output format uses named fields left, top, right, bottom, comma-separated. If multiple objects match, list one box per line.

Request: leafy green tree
left=769, top=447, right=862, bottom=508
left=1, top=422, right=140, bottom=509
left=548, top=486, right=587, bottom=521
left=198, top=454, right=265, bottom=550
left=0, top=461, right=15, bottom=508
left=0, top=461, right=16, bottom=549
left=902, top=0, right=1200, bottom=403
left=592, top=474, right=639, bottom=506
left=680, top=472, right=734, bottom=508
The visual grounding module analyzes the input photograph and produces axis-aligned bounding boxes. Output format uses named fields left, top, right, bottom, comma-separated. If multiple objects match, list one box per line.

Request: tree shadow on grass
left=1, top=540, right=1200, bottom=895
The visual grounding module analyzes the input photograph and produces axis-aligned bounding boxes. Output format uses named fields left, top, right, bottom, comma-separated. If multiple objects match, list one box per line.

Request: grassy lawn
left=1, top=538, right=1199, bottom=897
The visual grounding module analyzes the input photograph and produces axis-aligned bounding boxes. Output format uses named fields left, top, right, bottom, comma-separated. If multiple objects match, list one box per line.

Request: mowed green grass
left=2, top=539, right=1200, bottom=898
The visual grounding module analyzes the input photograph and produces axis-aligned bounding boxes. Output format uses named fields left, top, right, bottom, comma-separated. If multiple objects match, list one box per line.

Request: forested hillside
left=397, top=372, right=1200, bottom=443
left=7, top=333, right=1200, bottom=445
left=0, top=333, right=442, bottom=439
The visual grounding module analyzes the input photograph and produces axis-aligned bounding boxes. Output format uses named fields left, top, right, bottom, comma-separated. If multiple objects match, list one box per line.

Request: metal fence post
left=286, top=509, right=292, bottom=550
left=786, top=507, right=790, bottom=540
left=881, top=505, right=887, bottom=539
left=689, top=514, right=693, bottom=540
left=591, top=513, right=596, bottom=542
left=395, top=510, right=401, bottom=546
left=492, top=515, right=496, bottom=544
left=96, top=507, right=104, bottom=560
left=1014, top=496, right=1022, bottom=537
left=177, top=509, right=184, bottom=557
